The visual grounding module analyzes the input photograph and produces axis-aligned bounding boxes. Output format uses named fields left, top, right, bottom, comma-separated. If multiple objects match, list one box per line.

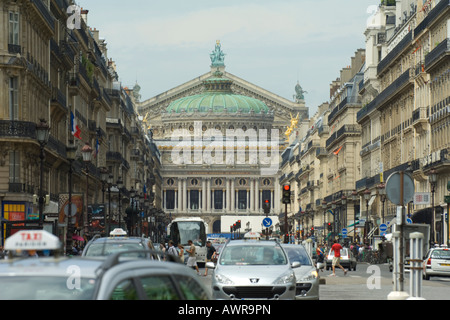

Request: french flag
left=71, top=111, right=81, bottom=140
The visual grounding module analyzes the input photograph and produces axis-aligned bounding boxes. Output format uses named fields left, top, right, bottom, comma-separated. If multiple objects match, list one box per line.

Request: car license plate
left=440, top=263, right=450, bottom=266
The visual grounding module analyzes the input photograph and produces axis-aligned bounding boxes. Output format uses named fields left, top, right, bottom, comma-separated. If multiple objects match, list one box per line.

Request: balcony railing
left=425, top=38, right=450, bottom=71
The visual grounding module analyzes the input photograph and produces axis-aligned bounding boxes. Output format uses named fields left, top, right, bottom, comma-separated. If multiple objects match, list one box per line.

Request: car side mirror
left=291, top=261, right=300, bottom=268
left=205, top=262, right=216, bottom=269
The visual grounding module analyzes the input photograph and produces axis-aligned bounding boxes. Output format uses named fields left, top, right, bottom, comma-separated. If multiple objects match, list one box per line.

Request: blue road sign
left=379, top=223, right=388, bottom=232
left=263, top=218, right=273, bottom=228
left=342, top=228, right=348, bottom=235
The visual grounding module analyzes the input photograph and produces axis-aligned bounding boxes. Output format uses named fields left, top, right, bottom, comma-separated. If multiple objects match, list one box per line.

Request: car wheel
left=423, top=273, right=430, bottom=280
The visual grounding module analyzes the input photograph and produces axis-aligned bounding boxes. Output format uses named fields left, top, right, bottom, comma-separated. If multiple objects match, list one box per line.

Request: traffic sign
left=385, top=171, right=415, bottom=205
left=380, top=223, right=388, bottom=232
left=342, top=228, right=348, bottom=235
left=262, top=217, right=273, bottom=228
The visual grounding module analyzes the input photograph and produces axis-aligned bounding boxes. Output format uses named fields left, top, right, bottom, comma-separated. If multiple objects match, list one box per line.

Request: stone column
left=226, top=178, right=231, bottom=212
left=178, top=179, right=182, bottom=213
left=255, top=178, right=260, bottom=213
left=206, top=178, right=211, bottom=212
left=250, top=178, right=254, bottom=212
left=202, top=178, right=207, bottom=213
left=183, top=178, right=187, bottom=212
left=230, top=178, right=235, bottom=213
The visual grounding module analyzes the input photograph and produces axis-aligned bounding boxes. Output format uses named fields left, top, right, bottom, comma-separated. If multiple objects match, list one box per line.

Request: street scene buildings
left=0, top=0, right=449, bottom=249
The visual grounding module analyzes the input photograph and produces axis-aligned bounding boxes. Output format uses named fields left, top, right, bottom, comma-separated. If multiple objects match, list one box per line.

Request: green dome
left=166, top=72, right=269, bottom=114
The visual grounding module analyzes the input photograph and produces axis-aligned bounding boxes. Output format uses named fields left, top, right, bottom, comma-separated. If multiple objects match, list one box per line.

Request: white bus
left=167, top=217, right=208, bottom=266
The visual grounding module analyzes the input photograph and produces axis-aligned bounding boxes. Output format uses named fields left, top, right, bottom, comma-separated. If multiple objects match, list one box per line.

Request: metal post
left=388, top=232, right=409, bottom=300
left=408, top=232, right=425, bottom=300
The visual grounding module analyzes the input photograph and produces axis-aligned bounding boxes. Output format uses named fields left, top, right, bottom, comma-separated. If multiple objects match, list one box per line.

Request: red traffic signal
left=282, top=185, right=291, bottom=204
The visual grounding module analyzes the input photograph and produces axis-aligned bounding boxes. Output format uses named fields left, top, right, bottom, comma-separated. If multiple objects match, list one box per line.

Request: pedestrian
left=167, top=240, right=178, bottom=259
left=316, top=244, right=325, bottom=272
left=330, top=240, right=347, bottom=276
left=159, top=242, right=166, bottom=253
left=178, top=243, right=185, bottom=263
left=204, top=241, right=217, bottom=276
left=186, top=240, right=200, bottom=275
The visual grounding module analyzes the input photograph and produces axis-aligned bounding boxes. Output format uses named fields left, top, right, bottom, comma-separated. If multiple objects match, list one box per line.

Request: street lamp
left=81, top=142, right=92, bottom=236
left=378, top=183, right=386, bottom=224
left=116, top=176, right=123, bottom=229
left=66, top=141, right=77, bottom=255
left=341, top=195, right=347, bottom=237
left=100, top=167, right=109, bottom=236
left=107, top=174, right=113, bottom=234
left=429, top=169, right=437, bottom=245
left=363, top=188, right=371, bottom=244
left=352, top=190, right=358, bottom=240
left=130, top=186, right=136, bottom=236
left=322, top=200, right=327, bottom=242
left=36, top=119, right=50, bottom=228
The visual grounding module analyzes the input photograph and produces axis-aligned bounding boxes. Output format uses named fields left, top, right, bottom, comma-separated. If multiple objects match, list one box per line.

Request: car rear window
left=0, top=276, right=95, bottom=300
left=431, top=249, right=450, bottom=260
left=85, top=242, right=145, bottom=257
left=219, top=245, right=287, bottom=265
left=328, top=249, right=348, bottom=257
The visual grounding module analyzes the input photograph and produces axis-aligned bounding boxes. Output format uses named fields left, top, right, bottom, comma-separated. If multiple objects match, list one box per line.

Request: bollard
left=408, top=232, right=426, bottom=300
left=388, top=232, right=409, bottom=300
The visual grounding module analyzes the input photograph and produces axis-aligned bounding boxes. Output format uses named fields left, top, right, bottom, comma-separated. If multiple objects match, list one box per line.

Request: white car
left=423, top=246, right=450, bottom=280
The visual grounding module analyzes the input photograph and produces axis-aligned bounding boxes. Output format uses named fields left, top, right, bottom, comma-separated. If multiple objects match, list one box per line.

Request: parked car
left=326, top=247, right=357, bottom=271
left=281, top=244, right=319, bottom=300
left=423, top=246, right=450, bottom=280
left=207, top=239, right=298, bottom=300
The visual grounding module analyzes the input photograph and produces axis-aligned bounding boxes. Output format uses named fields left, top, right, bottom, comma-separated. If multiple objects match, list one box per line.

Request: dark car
left=82, top=230, right=155, bottom=258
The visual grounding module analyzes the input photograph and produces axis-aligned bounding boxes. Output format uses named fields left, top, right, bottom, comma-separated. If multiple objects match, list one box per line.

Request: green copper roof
left=167, top=71, right=269, bottom=114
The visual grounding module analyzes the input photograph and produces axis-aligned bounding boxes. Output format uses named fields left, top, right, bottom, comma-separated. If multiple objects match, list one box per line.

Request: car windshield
left=431, top=249, right=450, bottom=260
left=85, top=242, right=146, bottom=257
left=219, top=245, right=287, bottom=266
left=328, top=249, right=348, bottom=257
left=0, top=276, right=96, bottom=300
left=283, top=246, right=312, bottom=266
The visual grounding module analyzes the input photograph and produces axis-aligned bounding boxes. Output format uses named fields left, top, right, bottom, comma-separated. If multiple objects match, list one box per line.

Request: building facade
left=0, top=0, right=161, bottom=247
left=138, top=42, right=309, bottom=235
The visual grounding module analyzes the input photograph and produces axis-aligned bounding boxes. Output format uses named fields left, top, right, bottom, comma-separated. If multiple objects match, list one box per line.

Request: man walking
left=330, top=240, right=347, bottom=276
left=186, top=240, right=200, bottom=275
left=204, top=241, right=217, bottom=276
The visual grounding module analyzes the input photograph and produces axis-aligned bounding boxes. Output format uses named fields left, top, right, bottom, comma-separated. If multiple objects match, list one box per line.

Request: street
left=197, top=262, right=450, bottom=300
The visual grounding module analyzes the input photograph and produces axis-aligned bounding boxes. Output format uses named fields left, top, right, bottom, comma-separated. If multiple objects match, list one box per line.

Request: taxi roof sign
left=243, top=232, right=261, bottom=239
left=5, top=230, right=61, bottom=251
left=110, top=228, right=127, bottom=236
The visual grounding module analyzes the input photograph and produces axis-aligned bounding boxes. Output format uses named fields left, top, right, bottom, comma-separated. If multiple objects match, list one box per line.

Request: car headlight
left=300, top=270, right=318, bottom=281
left=274, top=271, right=295, bottom=285
left=215, top=274, right=234, bottom=285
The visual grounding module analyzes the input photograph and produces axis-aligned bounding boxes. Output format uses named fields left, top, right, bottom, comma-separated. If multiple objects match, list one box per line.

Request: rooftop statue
left=210, top=40, right=225, bottom=68
left=294, top=82, right=307, bottom=102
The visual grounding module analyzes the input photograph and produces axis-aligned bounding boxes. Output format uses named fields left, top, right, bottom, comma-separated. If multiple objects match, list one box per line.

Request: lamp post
left=81, top=142, right=92, bottom=237
left=130, top=187, right=136, bottom=236
left=100, top=167, right=109, bottom=236
left=378, top=183, right=386, bottom=225
left=107, top=174, right=113, bottom=234
left=429, top=169, right=437, bottom=245
left=36, top=119, right=50, bottom=228
left=116, top=176, right=123, bottom=229
left=364, top=188, right=371, bottom=244
left=139, top=192, right=144, bottom=237
left=66, top=142, right=77, bottom=255
left=332, top=201, right=337, bottom=240
left=322, top=200, right=327, bottom=243
left=352, top=190, right=358, bottom=241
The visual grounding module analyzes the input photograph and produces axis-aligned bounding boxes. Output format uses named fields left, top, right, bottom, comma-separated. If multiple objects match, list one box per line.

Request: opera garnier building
left=138, top=42, right=308, bottom=234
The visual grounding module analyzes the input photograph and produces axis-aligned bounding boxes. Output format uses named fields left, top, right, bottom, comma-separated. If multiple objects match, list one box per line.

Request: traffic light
left=263, top=199, right=270, bottom=214
left=310, top=227, right=314, bottom=235
left=237, top=220, right=241, bottom=229
left=327, top=222, right=332, bottom=231
left=282, top=185, right=291, bottom=204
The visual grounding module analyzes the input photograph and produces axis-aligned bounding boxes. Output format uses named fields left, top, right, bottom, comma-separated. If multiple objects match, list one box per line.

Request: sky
left=78, top=0, right=378, bottom=116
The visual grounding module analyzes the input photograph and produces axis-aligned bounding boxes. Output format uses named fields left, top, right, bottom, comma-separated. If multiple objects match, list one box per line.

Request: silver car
left=207, top=240, right=298, bottom=300
left=281, top=244, right=319, bottom=300
left=0, top=251, right=210, bottom=300
left=423, top=247, right=450, bottom=280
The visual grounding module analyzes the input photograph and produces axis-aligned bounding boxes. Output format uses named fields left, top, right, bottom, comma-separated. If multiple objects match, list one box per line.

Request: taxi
left=82, top=228, right=156, bottom=258
left=423, top=245, right=450, bottom=280
left=0, top=230, right=211, bottom=300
